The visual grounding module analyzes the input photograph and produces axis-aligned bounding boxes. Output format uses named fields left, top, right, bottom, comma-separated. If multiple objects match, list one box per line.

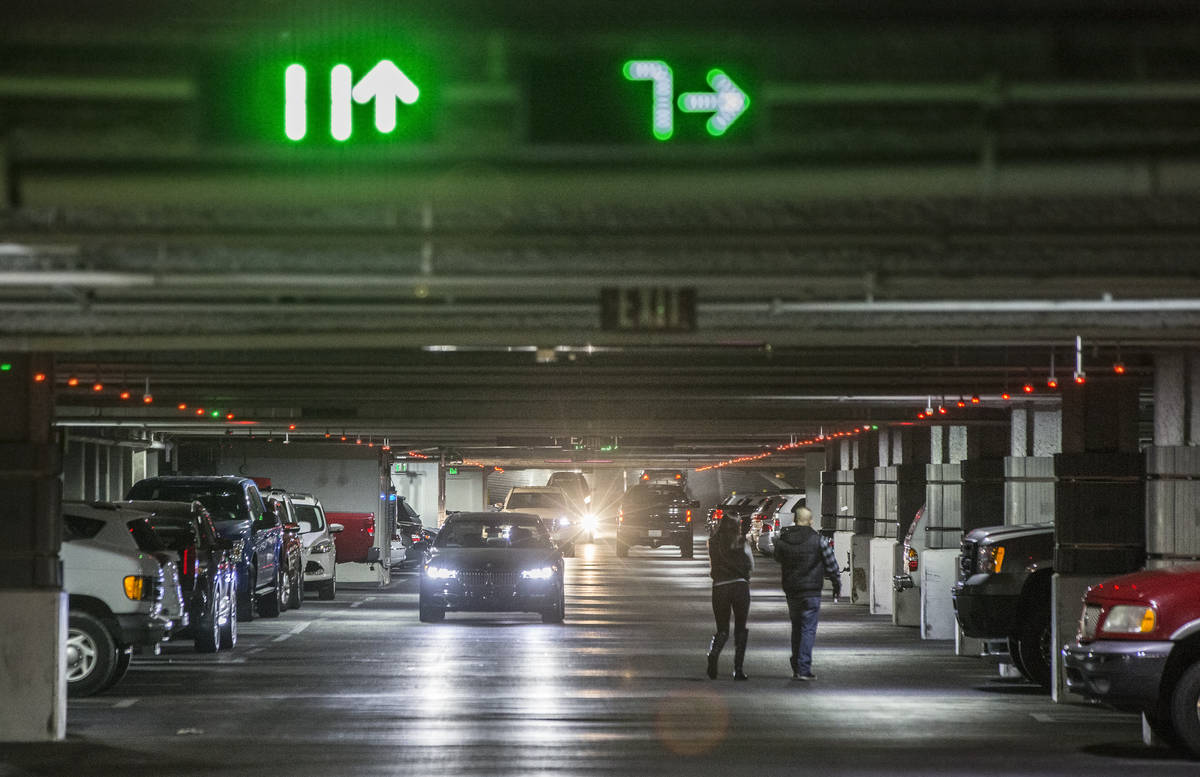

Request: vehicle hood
left=427, top=547, right=559, bottom=572
left=963, top=522, right=1055, bottom=544
left=1087, top=562, right=1200, bottom=604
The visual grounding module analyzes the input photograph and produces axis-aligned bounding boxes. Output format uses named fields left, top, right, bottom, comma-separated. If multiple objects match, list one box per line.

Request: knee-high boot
left=732, top=629, right=749, bottom=681
left=706, top=632, right=728, bottom=679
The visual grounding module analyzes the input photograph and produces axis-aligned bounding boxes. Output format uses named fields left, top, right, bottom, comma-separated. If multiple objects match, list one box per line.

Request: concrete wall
left=391, top=461, right=439, bottom=524
left=216, top=446, right=382, bottom=516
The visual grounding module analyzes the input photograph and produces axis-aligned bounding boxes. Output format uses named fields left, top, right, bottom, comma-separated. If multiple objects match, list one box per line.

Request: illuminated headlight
left=310, top=539, right=334, bottom=554
left=521, top=566, right=555, bottom=581
left=426, top=566, right=458, bottom=580
left=1101, top=605, right=1157, bottom=635
left=581, top=514, right=598, bottom=532
left=976, top=544, right=1006, bottom=574
left=556, top=516, right=572, bottom=528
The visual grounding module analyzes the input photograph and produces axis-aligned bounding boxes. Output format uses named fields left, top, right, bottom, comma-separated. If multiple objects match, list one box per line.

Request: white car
left=756, top=492, right=806, bottom=557
left=61, top=502, right=176, bottom=697
left=502, top=486, right=585, bottom=556
left=289, top=492, right=342, bottom=600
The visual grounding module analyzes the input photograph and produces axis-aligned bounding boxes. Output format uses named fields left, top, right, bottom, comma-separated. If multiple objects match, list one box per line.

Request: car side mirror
left=491, top=502, right=504, bottom=511
left=329, top=523, right=344, bottom=533
left=283, top=522, right=301, bottom=534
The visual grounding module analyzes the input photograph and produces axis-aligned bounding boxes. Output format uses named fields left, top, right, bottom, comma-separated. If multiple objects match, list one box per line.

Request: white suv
left=289, top=492, right=343, bottom=600
left=61, top=502, right=175, bottom=697
left=502, top=486, right=581, bottom=556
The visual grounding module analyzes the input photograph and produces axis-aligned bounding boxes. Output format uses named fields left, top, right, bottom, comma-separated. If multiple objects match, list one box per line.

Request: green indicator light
left=211, top=410, right=220, bottom=418
left=0, top=363, right=11, bottom=371
left=284, top=64, right=307, bottom=141
left=871, top=425, right=879, bottom=430
left=447, top=467, right=459, bottom=475
left=623, top=60, right=674, bottom=140
left=678, top=68, right=749, bottom=136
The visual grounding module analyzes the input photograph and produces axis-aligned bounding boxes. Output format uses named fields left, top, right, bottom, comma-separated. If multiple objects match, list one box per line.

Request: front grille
left=1081, top=604, right=1103, bottom=640
left=458, top=570, right=519, bottom=588
left=959, top=541, right=977, bottom=579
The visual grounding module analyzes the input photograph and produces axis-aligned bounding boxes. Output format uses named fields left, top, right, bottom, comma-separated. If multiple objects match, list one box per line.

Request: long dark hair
left=714, top=515, right=744, bottom=548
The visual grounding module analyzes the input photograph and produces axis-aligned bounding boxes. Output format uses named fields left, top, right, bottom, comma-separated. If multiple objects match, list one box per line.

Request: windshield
left=294, top=504, right=326, bottom=533
left=623, top=484, right=686, bottom=507
left=435, top=516, right=552, bottom=549
left=126, top=484, right=250, bottom=523
left=126, top=518, right=170, bottom=552
left=506, top=492, right=565, bottom=510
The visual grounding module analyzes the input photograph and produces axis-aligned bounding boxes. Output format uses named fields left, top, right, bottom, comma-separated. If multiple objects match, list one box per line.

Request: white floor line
left=289, top=620, right=312, bottom=634
left=272, top=633, right=292, bottom=642
left=113, top=698, right=139, bottom=709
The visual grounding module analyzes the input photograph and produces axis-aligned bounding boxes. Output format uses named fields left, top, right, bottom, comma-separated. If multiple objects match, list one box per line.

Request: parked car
left=706, top=492, right=776, bottom=536
left=1064, top=563, right=1200, bottom=757
left=638, top=469, right=686, bottom=485
left=124, top=500, right=238, bottom=652
left=502, top=486, right=582, bottom=556
left=327, top=511, right=380, bottom=564
left=127, top=476, right=285, bottom=621
left=263, top=489, right=305, bottom=610
left=389, top=495, right=431, bottom=570
left=952, top=522, right=1056, bottom=688
left=61, top=502, right=172, bottom=696
left=756, top=491, right=806, bottom=556
left=616, top=482, right=696, bottom=558
left=290, top=492, right=341, bottom=600
left=419, top=511, right=565, bottom=624
left=746, top=495, right=786, bottom=552
left=546, top=471, right=596, bottom=538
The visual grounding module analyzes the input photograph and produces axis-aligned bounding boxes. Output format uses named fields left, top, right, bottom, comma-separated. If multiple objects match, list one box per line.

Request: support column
left=1147, top=349, right=1200, bottom=570
left=850, top=432, right=879, bottom=607
left=820, top=441, right=854, bottom=598
left=1052, top=378, right=1144, bottom=703
left=874, top=427, right=930, bottom=619
left=1006, top=405, right=1060, bottom=526
left=0, top=353, right=65, bottom=742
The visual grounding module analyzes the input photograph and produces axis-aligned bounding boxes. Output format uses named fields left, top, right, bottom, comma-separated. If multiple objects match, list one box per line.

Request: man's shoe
left=794, top=673, right=816, bottom=682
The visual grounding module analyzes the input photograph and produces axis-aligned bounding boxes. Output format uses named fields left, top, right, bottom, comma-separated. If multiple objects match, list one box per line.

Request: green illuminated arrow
left=677, top=69, right=749, bottom=136
left=350, top=59, right=420, bottom=134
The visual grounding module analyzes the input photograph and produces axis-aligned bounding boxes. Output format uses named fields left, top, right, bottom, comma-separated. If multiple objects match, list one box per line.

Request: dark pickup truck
left=953, top=522, right=1055, bottom=688
left=616, top=483, right=696, bottom=558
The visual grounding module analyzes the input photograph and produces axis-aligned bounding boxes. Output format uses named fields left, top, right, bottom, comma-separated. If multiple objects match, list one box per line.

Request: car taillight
left=906, top=547, right=919, bottom=572
left=181, top=546, right=196, bottom=579
left=773, top=517, right=780, bottom=529
left=412, top=533, right=422, bottom=542
left=367, top=523, right=374, bottom=536
left=712, top=509, right=723, bottom=521
left=618, top=509, right=623, bottom=524
left=685, top=509, right=692, bottom=523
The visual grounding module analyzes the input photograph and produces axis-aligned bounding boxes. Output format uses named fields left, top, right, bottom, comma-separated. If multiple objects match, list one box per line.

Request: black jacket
left=709, top=533, right=752, bottom=584
left=773, top=525, right=840, bottom=598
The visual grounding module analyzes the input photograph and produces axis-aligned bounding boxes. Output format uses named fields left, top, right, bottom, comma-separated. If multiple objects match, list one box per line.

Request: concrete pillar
left=0, top=354, right=66, bottom=742
left=1052, top=379, right=1145, bottom=702
left=820, top=444, right=855, bottom=599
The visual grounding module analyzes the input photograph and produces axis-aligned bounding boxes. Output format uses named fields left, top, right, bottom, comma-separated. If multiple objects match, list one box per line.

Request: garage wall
left=215, top=443, right=382, bottom=516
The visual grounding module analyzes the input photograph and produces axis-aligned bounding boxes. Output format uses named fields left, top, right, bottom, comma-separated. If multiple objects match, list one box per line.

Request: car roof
left=134, top=475, right=256, bottom=487
left=509, top=486, right=565, bottom=493
left=445, top=511, right=543, bottom=522
left=123, top=500, right=207, bottom=518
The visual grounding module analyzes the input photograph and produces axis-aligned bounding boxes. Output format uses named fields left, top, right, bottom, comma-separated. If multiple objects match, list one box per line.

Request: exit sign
left=601, top=287, right=696, bottom=332
left=391, top=462, right=408, bottom=474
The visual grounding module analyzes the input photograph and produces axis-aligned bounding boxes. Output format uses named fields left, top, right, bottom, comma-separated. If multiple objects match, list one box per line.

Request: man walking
left=773, top=505, right=840, bottom=681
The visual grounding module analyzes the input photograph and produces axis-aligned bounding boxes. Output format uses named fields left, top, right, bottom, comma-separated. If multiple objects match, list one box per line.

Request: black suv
left=128, top=476, right=285, bottom=621
left=616, top=483, right=696, bottom=558
left=952, top=522, right=1055, bottom=688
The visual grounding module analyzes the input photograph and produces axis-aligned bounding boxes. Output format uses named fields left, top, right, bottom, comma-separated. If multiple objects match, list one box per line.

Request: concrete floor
left=2, top=536, right=1196, bottom=777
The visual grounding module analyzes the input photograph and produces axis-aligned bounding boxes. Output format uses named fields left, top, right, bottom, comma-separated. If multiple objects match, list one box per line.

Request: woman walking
left=706, top=515, right=754, bottom=680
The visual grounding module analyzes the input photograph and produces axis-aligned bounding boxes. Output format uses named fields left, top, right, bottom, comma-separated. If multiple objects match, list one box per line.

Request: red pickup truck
left=1063, top=563, right=1200, bottom=758
left=325, top=512, right=377, bottom=564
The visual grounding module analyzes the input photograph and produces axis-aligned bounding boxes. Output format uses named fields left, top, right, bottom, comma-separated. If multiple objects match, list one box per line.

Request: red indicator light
left=1023, top=383, right=1034, bottom=394
left=119, top=390, right=131, bottom=400
left=288, top=424, right=296, bottom=430
left=92, top=382, right=104, bottom=392
left=917, top=412, right=926, bottom=419
left=1001, top=392, right=1011, bottom=400
left=1113, top=362, right=1126, bottom=374
left=33, top=373, right=47, bottom=383
left=143, top=395, right=153, bottom=404
left=1047, top=378, right=1058, bottom=389
left=956, top=400, right=966, bottom=408
left=178, top=403, right=187, bottom=410
left=937, top=407, right=947, bottom=415
left=67, top=377, right=79, bottom=387
left=226, top=413, right=235, bottom=420
left=325, top=431, right=331, bottom=438
left=970, top=395, right=981, bottom=404
left=340, top=435, right=347, bottom=441
left=1075, top=375, right=1086, bottom=385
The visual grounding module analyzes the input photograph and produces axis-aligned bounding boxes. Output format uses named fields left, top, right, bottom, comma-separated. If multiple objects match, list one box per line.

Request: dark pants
left=712, top=581, right=750, bottom=634
left=786, top=595, right=822, bottom=674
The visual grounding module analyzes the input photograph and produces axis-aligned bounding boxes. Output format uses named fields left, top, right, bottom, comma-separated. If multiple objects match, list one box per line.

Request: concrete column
left=0, top=354, right=65, bottom=742
left=1052, top=378, right=1145, bottom=702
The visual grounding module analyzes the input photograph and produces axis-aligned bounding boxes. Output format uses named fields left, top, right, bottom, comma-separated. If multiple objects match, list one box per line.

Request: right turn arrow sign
left=678, top=69, right=749, bottom=136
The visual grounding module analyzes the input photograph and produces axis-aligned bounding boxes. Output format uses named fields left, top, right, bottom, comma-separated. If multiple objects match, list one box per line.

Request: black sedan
left=125, top=500, right=238, bottom=652
left=419, top=512, right=564, bottom=624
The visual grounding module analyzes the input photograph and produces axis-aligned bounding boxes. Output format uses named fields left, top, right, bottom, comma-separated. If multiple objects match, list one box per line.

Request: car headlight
left=581, top=514, right=597, bottom=531
left=557, top=516, right=572, bottom=528
left=426, top=566, right=458, bottom=580
left=310, top=539, right=334, bottom=554
left=1101, top=605, right=1157, bottom=635
left=521, top=566, right=555, bottom=580
left=976, top=544, right=1007, bottom=574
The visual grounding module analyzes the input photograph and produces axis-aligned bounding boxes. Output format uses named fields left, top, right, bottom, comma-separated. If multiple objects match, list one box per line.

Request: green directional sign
left=283, top=59, right=421, bottom=142
left=623, top=60, right=749, bottom=139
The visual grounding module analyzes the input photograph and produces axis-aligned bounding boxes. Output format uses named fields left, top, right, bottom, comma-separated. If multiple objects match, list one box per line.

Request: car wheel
left=419, top=597, right=445, bottom=623
left=220, top=597, right=238, bottom=650
left=319, top=578, right=336, bottom=601
left=542, top=585, right=565, bottom=624
left=1145, top=706, right=1184, bottom=750
left=278, top=561, right=290, bottom=613
left=288, top=562, right=303, bottom=609
left=1007, top=635, right=1032, bottom=682
left=194, top=589, right=222, bottom=654
left=66, top=612, right=119, bottom=697
left=258, top=563, right=283, bottom=618
left=238, top=564, right=256, bottom=622
left=1015, top=603, right=1052, bottom=690
left=1169, top=661, right=1200, bottom=757
left=101, top=649, right=133, bottom=693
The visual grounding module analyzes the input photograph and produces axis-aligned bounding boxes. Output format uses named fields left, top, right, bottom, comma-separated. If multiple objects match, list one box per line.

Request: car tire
left=194, top=589, right=222, bottom=654
left=219, top=599, right=238, bottom=650
left=1014, top=603, right=1052, bottom=690
left=318, top=579, right=336, bottom=601
left=66, top=612, right=119, bottom=698
left=101, top=649, right=133, bottom=693
left=1169, top=661, right=1200, bottom=757
left=258, top=563, right=284, bottom=618
left=278, top=561, right=290, bottom=613
left=419, top=598, right=445, bottom=623
left=288, top=563, right=303, bottom=609
left=542, top=585, right=565, bottom=624
left=1007, top=635, right=1032, bottom=682
left=238, top=564, right=256, bottom=622
left=1145, top=706, right=1184, bottom=750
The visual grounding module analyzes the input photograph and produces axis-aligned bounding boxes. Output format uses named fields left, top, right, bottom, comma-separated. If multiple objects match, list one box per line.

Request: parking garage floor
left=2, top=537, right=1196, bottom=777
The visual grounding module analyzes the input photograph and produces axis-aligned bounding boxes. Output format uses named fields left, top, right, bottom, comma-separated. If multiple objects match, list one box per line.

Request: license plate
left=648, top=530, right=662, bottom=537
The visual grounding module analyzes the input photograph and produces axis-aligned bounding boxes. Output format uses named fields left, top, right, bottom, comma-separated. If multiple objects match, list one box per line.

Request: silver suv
left=290, top=492, right=343, bottom=600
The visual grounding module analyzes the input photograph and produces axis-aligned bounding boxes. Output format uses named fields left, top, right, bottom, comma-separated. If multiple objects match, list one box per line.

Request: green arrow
left=351, top=59, right=420, bottom=134
left=677, top=69, right=749, bottom=136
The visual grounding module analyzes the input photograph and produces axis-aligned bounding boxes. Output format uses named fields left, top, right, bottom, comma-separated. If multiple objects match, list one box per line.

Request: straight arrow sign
left=351, top=59, right=420, bottom=134
left=677, top=69, right=749, bottom=136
